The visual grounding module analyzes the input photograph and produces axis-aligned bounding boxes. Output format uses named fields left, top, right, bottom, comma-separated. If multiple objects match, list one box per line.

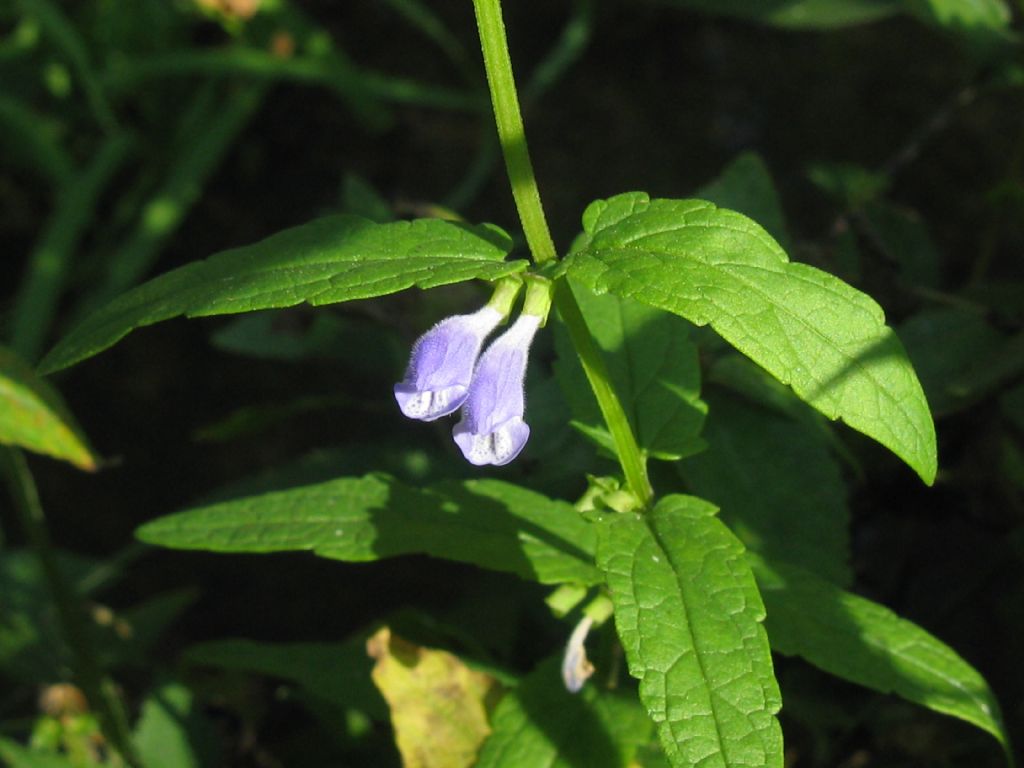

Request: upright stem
left=554, top=284, right=654, bottom=505
left=472, top=0, right=558, bottom=265
left=471, top=0, right=653, bottom=506
left=0, top=449, right=138, bottom=765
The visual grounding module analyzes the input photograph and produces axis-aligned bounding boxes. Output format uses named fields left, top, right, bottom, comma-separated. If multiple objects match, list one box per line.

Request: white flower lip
left=452, top=313, right=541, bottom=466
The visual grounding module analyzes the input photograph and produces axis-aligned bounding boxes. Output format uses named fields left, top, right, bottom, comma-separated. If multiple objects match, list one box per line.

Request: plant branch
left=0, top=448, right=138, bottom=765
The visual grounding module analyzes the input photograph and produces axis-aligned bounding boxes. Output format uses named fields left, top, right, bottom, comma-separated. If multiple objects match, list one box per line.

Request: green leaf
left=595, top=496, right=783, bottom=768
left=555, top=284, right=707, bottom=461
left=898, top=308, right=1005, bottom=416
left=679, top=391, right=851, bottom=585
left=566, top=192, right=937, bottom=484
left=476, top=657, right=653, bottom=768
left=750, top=555, right=1011, bottom=759
left=0, top=346, right=97, bottom=470
left=39, top=214, right=525, bottom=374
left=908, top=0, right=1014, bottom=49
left=0, top=738, right=75, bottom=768
left=133, top=683, right=215, bottom=768
left=697, top=152, right=791, bottom=254
left=650, top=0, right=903, bottom=29
left=185, top=637, right=386, bottom=719
left=137, top=474, right=600, bottom=586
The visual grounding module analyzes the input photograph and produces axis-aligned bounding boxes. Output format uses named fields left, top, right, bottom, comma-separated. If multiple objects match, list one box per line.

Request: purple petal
left=452, top=314, right=540, bottom=466
left=394, top=307, right=502, bottom=421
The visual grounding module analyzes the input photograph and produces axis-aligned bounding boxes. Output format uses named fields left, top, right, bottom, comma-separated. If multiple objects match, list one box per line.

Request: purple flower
left=394, top=306, right=503, bottom=421
left=453, top=313, right=541, bottom=466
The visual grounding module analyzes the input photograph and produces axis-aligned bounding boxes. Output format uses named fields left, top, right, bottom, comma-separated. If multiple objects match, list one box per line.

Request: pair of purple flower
left=394, top=278, right=550, bottom=466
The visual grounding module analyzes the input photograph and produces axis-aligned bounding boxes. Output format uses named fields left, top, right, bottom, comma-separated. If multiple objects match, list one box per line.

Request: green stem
left=0, top=448, right=138, bottom=765
left=472, top=0, right=558, bottom=265
left=472, top=0, right=653, bottom=506
left=554, top=283, right=654, bottom=506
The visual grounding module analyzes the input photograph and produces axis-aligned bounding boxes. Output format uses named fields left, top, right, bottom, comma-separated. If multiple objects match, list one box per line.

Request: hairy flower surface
left=453, top=313, right=541, bottom=466
left=393, top=306, right=503, bottom=421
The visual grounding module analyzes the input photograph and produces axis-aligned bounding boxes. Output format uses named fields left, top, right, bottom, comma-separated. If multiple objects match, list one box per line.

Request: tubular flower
left=453, top=311, right=541, bottom=466
left=393, top=306, right=504, bottom=421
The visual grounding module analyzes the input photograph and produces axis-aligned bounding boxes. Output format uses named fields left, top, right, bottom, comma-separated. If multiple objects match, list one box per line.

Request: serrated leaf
left=680, top=391, right=851, bottom=585
left=750, top=554, right=1011, bottom=758
left=136, top=474, right=600, bottom=586
left=477, top=656, right=653, bottom=768
left=367, top=627, right=501, bottom=768
left=596, top=496, right=783, bottom=768
left=0, top=346, right=96, bottom=470
left=555, top=284, right=707, bottom=461
left=567, top=192, right=937, bottom=484
left=185, top=637, right=386, bottom=718
left=39, top=214, right=525, bottom=374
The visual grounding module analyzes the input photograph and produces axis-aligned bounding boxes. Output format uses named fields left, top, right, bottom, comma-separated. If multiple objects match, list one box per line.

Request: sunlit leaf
left=567, top=192, right=937, bottom=484
left=596, top=495, right=783, bottom=768
left=137, top=474, right=600, bottom=586
left=39, top=215, right=524, bottom=374
left=0, top=346, right=96, bottom=471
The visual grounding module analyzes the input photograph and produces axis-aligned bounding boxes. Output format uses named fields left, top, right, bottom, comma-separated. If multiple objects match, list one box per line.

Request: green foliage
left=477, top=657, right=653, bottom=768
left=136, top=474, right=600, bottom=586
left=39, top=215, right=524, bottom=374
left=184, top=638, right=386, bottom=719
left=566, top=192, right=937, bottom=484
left=595, top=496, right=783, bottom=768
left=133, top=683, right=214, bottom=768
left=751, top=555, right=1012, bottom=757
left=650, top=0, right=902, bottom=27
left=0, top=346, right=96, bottom=470
left=555, top=285, right=707, bottom=461
left=0, top=738, right=76, bottom=768
left=679, top=391, right=852, bottom=585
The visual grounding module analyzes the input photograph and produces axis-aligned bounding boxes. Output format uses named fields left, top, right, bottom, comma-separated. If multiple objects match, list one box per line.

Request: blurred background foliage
left=1, top=0, right=1023, bottom=765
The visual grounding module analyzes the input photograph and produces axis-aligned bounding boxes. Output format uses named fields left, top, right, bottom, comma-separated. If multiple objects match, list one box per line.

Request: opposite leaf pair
left=394, top=278, right=550, bottom=466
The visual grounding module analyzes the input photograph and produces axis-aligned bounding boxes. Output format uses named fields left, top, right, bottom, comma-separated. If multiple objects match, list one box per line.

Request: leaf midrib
left=643, top=517, right=732, bottom=765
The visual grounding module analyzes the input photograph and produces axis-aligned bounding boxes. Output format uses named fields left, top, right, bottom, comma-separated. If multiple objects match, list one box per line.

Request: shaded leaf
left=134, top=683, right=216, bottom=768
left=650, top=0, right=903, bottom=29
left=596, top=496, right=783, bottom=768
left=898, top=308, right=1004, bottom=416
left=367, top=627, right=501, bottom=768
left=697, top=152, right=791, bottom=253
left=477, top=656, right=652, bottom=768
left=679, top=391, right=851, bottom=585
left=555, top=285, right=707, bottom=461
left=185, top=637, right=385, bottom=719
left=567, top=192, right=937, bottom=484
left=137, top=474, right=600, bottom=586
left=750, top=554, right=1011, bottom=758
left=39, top=215, right=524, bottom=374
left=0, top=346, right=96, bottom=470
left=0, top=738, right=75, bottom=768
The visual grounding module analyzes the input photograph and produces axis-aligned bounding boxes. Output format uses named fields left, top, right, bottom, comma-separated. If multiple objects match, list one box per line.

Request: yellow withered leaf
left=367, top=627, right=503, bottom=768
